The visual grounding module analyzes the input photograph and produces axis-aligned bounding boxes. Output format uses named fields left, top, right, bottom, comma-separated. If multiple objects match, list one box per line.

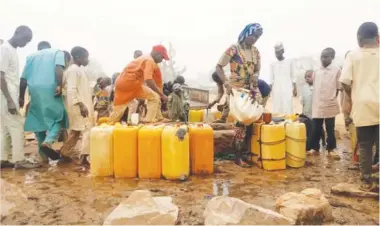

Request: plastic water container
left=189, top=124, right=214, bottom=174
left=161, top=124, right=190, bottom=180
left=90, top=124, right=114, bottom=176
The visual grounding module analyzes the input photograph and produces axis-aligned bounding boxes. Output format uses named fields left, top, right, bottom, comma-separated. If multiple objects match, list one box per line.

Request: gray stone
left=103, top=190, right=179, bottom=225
left=204, top=196, right=294, bottom=225
left=276, top=188, right=333, bottom=224
left=331, top=183, right=379, bottom=198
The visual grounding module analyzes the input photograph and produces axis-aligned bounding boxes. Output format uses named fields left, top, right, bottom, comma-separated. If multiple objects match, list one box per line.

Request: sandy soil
left=1, top=95, right=378, bottom=225
left=1, top=137, right=379, bottom=225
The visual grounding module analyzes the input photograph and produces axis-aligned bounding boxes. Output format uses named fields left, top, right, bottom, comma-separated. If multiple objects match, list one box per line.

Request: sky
left=1, top=0, right=379, bottom=82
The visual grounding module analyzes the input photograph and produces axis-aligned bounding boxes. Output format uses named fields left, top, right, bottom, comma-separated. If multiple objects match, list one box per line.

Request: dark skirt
left=232, top=122, right=253, bottom=162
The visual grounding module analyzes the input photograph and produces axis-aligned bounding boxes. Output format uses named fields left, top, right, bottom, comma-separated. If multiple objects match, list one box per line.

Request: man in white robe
left=270, top=42, right=297, bottom=114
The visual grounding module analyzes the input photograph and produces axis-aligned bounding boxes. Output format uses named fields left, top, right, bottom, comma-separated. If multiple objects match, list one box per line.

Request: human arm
left=339, top=55, right=354, bottom=125
left=54, top=51, right=65, bottom=96
left=0, top=47, right=17, bottom=114
left=216, top=45, right=236, bottom=95
left=208, top=83, right=224, bottom=108
left=290, top=60, right=297, bottom=97
left=183, top=89, right=190, bottom=107
left=19, top=78, right=27, bottom=108
left=143, top=60, right=167, bottom=101
left=336, top=70, right=342, bottom=97
left=0, top=72, right=17, bottom=114
left=339, top=53, right=353, bottom=96
left=269, top=63, right=274, bottom=89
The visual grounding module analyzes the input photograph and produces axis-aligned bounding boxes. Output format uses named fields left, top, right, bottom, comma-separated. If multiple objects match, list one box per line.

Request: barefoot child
left=309, top=48, right=341, bottom=157
left=59, top=46, right=93, bottom=165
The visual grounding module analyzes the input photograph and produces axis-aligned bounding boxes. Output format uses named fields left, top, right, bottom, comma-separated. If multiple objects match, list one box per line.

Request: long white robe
left=270, top=59, right=296, bottom=114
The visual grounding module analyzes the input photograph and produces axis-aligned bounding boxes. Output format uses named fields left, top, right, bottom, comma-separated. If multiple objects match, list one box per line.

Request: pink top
left=312, top=64, right=341, bottom=118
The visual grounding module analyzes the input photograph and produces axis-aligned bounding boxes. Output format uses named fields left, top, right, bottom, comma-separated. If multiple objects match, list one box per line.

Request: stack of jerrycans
left=113, top=123, right=142, bottom=178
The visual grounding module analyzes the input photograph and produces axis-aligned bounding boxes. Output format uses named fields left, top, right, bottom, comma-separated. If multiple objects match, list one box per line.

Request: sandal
left=40, top=143, right=60, bottom=160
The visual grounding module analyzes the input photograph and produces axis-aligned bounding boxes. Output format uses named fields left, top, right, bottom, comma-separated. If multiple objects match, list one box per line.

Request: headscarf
left=173, top=83, right=182, bottom=91
left=238, top=23, right=263, bottom=44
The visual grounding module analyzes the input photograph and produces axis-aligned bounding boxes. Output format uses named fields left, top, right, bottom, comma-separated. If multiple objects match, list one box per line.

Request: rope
left=286, top=151, right=305, bottom=161
left=285, top=136, right=306, bottom=142
left=259, top=123, right=286, bottom=165
left=259, top=157, right=286, bottom=161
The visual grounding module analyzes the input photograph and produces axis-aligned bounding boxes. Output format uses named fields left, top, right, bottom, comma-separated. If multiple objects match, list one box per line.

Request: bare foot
left=235, top=158, right=251, bottom=168
left=372, top=163, right=379, bottom=172
left=307, top=150, right=319, bottom=156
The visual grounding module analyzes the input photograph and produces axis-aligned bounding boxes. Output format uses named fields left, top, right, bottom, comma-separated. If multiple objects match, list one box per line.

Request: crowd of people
left=0, top=21, right=379, bottom=190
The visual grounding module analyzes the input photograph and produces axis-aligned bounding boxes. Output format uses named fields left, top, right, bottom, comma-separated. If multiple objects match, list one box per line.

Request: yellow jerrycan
left=162, top=124, right=190, bottom=180
left=97, top=117, right=110, bottom=125
left=138, top=125, right=165, bottom=179
left=251, top=123, right=286, bottom=170
left=188, top=110, right=204, bottom=122
left=113, top=123, right=141, bottom=178
left=90, top=124, right=114, bottom=177
left=189, top=124, right=214, bottom=174
left=285, top=122, right=306, bottom=168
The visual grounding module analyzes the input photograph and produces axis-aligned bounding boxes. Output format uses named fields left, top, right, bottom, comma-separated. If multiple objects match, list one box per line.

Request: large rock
left=203, top=196, right=294, bottom=225
left=275, top=188, right=333, bottom=225
left=103, top=190, right=179, bottom=225
left=331, top=183, right=379, bottom=198
left=214, top=130, right=235, bottom=154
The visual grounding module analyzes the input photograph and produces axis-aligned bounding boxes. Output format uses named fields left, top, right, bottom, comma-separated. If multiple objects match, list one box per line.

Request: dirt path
left=1, top=137, right=379, bottom=225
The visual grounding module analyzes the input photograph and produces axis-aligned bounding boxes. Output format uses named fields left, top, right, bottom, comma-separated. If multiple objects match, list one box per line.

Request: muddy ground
left=1, top=136, right=379, bottom=225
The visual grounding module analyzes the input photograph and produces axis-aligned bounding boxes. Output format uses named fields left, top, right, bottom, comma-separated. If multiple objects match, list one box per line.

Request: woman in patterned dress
left=214, top=23, right=263, bottom=167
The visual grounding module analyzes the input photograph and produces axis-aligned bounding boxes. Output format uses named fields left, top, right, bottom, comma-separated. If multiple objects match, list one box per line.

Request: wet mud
left=1, top=139, right=379, bottom=225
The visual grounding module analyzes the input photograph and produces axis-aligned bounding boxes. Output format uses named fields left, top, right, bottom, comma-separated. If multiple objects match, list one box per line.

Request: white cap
left=274, top=42, right=284, bottom=51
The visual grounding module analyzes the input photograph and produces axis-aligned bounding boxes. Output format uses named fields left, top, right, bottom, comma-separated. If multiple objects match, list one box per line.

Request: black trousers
left=311, top=117, right=336, bottom=151
left=357, top=125, right=379, bottom=182
left=299, top=115, right=326, bottom=151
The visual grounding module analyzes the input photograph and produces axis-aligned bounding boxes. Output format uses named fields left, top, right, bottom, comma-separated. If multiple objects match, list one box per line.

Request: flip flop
left=40, top=146, right=60, bottom=160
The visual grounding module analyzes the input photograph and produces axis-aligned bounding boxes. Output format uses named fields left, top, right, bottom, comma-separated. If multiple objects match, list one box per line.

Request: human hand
left=184, top=103, right=190, bottom=111
left=224, top=83, right=233, bottom=96
left=161, top=95, right=168, bottom=102
left=345, top=117, right=353, bottom=127
left=19, top=97, right=25, bottom=109
left=7, top=99, right=17, bottom=115
left=207, top=101, right=217, bottom=109
left=78, top=103, right=89, bottom=118
left=55, top=86, right=62, bottom=96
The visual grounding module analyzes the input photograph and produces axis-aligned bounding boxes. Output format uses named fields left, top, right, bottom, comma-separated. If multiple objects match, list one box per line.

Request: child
left=309, top=48, right=341, bottom=157
left=94, top=77, right=112, bottom=119
left=300, top=70, right=326, bottom=151
left=60, top=46, right=93, bottom=166
left=167, top=83, right=189, bottom=121
left=340, top=22, right=379, bottom=190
